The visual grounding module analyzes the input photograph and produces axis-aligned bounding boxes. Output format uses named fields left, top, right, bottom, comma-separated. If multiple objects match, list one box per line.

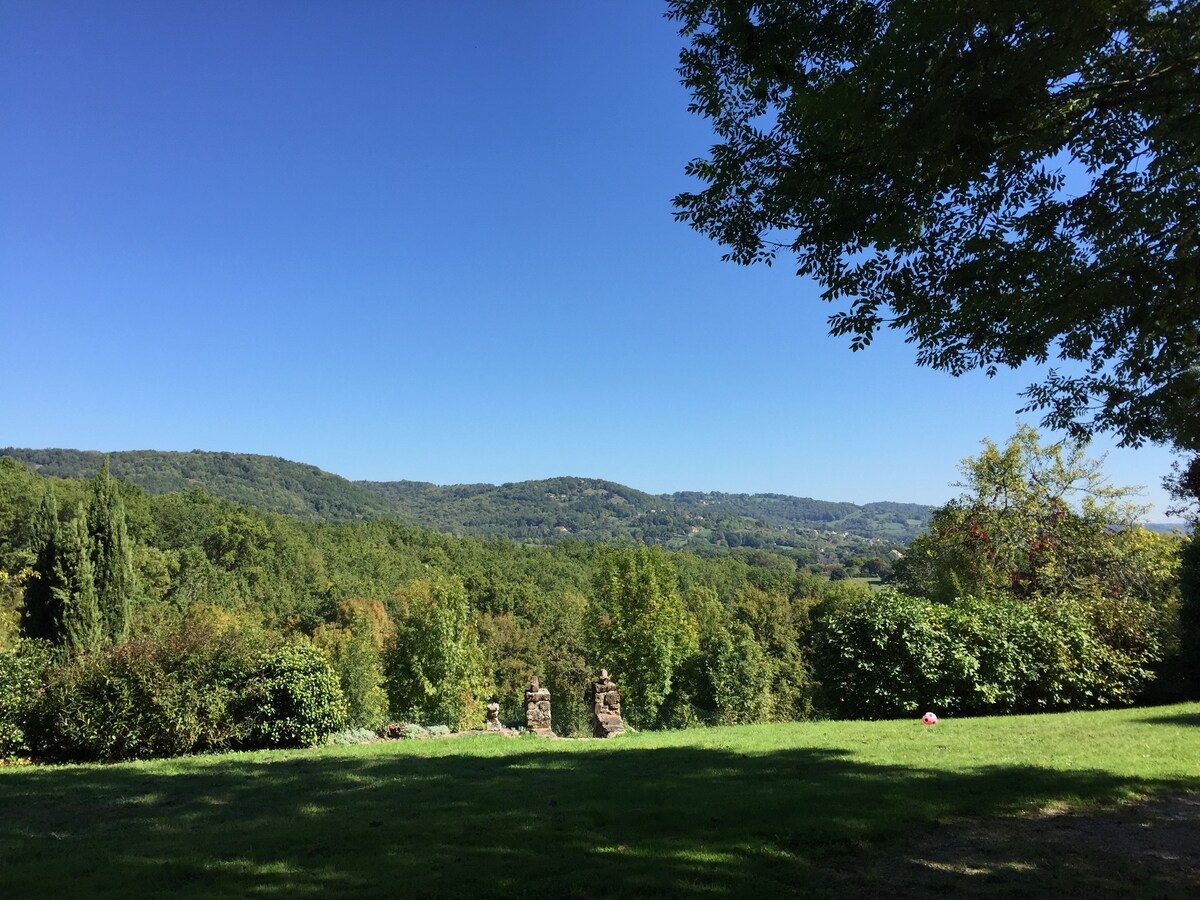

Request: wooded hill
left=2, top=448, right=931, bottom=562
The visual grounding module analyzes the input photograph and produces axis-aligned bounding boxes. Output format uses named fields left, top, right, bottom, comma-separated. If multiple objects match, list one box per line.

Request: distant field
left=2, top=704, right=1198, bottom=898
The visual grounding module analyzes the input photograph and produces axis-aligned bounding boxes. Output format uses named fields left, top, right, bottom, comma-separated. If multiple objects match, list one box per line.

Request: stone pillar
left=524, top=676, right=553, bottom=735
left=485, top=701, right=502, bottom=732
left=589, top=668, right=625, bottom=738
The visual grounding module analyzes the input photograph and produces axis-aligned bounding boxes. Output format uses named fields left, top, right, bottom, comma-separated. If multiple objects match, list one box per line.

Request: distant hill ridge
left=3, top=448, right=398, bottom=523
left=1, top=448, right=935, bottom=554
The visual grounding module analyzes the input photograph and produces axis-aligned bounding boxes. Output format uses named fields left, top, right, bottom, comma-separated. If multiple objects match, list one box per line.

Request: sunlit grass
left=2, top=703, right=1197, bottom=898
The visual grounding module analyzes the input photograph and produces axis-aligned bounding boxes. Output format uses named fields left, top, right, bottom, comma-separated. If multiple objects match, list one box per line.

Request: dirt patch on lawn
left=826, top=792, right=1200, bottom=898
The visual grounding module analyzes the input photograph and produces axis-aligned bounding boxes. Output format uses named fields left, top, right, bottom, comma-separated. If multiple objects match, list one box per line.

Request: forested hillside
left=0, top=455, right=854, bottom=754
left=666, top=492, right=929, bottom=541
left=4, top=448, right=400, bottom=523
left=2, top=449, right=930, bottom=564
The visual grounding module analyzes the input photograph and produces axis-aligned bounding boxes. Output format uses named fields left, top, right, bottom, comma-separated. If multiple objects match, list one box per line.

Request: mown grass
left=2, top=703, right=1198, bottom=898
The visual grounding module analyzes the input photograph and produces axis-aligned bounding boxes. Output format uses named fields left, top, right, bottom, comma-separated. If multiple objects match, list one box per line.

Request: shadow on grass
left=0, top=743, right=1194, bottom=898
left=1139, top=712, right=1200, bottom=727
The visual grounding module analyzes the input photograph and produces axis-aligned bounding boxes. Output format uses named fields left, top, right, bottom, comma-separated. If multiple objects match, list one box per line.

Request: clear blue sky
left=0, top=1, right=1182, bottom=518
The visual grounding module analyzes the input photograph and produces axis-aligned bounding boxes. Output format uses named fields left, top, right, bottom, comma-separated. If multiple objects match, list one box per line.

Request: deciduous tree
left=383, top=576, right=490, bottom=729
left=893, top=426, right=1173, bottom=605
left=669, top=0, right=1200, bottom=451
left=590, top=546, right=698, bottom=726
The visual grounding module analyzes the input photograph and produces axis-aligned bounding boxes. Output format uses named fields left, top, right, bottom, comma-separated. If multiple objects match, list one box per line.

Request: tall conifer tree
left=88, top=459, right=135, bottom=644
left=56, top=507, right=102, bottom=654
left=21, top=487, right=63, bottom=641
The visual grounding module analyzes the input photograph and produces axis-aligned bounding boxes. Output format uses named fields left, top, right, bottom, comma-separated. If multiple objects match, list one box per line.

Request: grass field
left=2, top=703, right=1198, bottom=898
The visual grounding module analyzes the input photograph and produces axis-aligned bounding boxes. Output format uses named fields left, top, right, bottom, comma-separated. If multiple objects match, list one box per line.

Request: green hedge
left=22, top=628, right=347, bottom=762
left=812, top=589, right=1166, bottom=718
left=28, top=624, right=258, bottom=762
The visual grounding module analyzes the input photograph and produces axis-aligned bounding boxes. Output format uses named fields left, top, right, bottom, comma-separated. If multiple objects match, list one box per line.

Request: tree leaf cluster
left=670, top=0, right=1200, bottom=451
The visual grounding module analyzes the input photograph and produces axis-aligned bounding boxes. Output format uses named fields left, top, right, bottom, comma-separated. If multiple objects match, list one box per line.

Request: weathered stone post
left=485, top=701, right=502, bottom=732
left=524, top=676, right=553, bottom=735
left=588, top=668, right=625, bottom=738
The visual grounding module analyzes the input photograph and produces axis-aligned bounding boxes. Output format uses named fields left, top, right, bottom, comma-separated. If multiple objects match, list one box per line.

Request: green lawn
left=2, top=703, right=1198, bottom=898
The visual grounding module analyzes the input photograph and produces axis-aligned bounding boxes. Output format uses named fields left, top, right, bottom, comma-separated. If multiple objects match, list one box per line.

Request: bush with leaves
left=0, top=639, right=52, bottom=757
left=324, top=727, right=377, bottom=746
left=710, top=622, right=774, bottom=724
left=30, top=622, right=259, bottom=761
left=812, top=588, right=1166, bottom=719
left=589, top=546, right=698, bottom=728
left=729, top=585, right=813, bottom=721
left=812, top=588, right=973, bottom=718
left=1181, top=535, right=1200, bottom=697
left=243, top=642, right=348, bottom=748
left=888, top=428, right=1185, bottom=702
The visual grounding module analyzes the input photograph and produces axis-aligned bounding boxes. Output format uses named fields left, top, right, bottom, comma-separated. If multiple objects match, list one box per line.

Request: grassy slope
left=2, top=704, right=1198, bottom=898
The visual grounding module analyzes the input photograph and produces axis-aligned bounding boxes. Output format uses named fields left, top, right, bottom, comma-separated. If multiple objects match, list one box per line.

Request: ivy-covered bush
left=0, top=639, right=53, bottom=757
left=29, top=623, right=258, bottom=762
left=243, top=643, right=348, bottom=748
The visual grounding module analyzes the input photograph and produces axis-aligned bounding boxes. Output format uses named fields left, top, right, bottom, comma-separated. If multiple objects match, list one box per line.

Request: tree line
left=1, top=430, right=1196, bottom=762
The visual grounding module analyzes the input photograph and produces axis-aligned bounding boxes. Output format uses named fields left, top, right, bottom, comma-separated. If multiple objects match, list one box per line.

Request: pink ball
left=921, top=712, right=938, bottom=726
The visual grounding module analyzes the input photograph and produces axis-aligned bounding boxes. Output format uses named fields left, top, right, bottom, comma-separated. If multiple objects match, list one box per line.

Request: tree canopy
left=669, top=0, right=1200, bottom=451
left=892, top=425, right=1175, bottom=606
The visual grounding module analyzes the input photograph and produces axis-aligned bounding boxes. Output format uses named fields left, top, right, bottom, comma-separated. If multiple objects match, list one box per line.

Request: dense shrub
left=710, top=622, right=774, bottom=724
left=728, top=585, right=814, bottom=721
left=243, top=643, right=348, bottom=748
left=0, top=639, right=52, bottom=757
left=29, top=623, right=257, bottom=761
left=812, top=589, right=971, bottom=718
left=811, top=589, right=1166, bottom=719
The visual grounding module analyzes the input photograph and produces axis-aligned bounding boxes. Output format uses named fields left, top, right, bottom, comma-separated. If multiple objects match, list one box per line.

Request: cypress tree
left=56, top=507, right=102, bottom=654
left=88, top=459, right=135, bottom=645
left=21, top=487, right=63, bottom=642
